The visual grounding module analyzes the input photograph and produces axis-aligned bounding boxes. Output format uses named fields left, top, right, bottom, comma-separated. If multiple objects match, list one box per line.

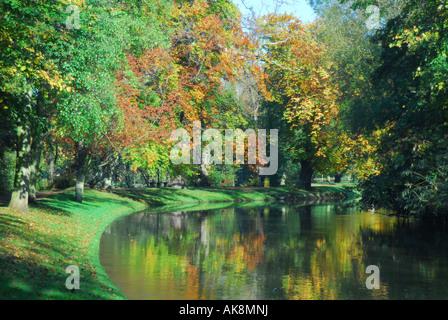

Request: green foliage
left=357, top=0, right=448, bottom=216
left=0, top=152, right=15, bottom=192
left=361, top=143, right=448, bottom=216
left=282, top=159, right=302, bottom=187
left=57, top=0, right=171, bottom=146
left=206, top=164, right=239, bottom=187
left=53, top=173, right=76, bottom=190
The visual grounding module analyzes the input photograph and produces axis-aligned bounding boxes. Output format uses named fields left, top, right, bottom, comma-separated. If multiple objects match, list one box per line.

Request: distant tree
left=253, top=14, right=341, bottom=189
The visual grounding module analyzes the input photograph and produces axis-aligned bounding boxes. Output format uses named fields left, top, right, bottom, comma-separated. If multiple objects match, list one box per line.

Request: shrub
left=53, top=174, right=76, bottom=190
left=360, top=151, right=448, bottom=217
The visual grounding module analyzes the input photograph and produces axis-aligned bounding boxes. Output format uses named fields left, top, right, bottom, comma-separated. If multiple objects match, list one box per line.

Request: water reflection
left=100, top=203, right=448, bottom=300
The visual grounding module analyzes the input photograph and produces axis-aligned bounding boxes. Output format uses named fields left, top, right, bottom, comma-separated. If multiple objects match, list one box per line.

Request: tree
left=254, top=14, right=341, bottom=189
left=55, top=0, right=171, bottom=202
left=130, top=0, right=268, bottom=185
left=0, top=0, right=73, bottom=212
left=346, top=0, right=448, bottom=215
left=300, top=0, right=406, bottom=185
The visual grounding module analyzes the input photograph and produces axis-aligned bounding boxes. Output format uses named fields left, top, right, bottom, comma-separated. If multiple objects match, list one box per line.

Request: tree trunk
left=280, top=172, right=286, bottom=186
left=48, top=151, right=55, bottom=188
left=103, top=175, right=112, bottom=192
left=334, top=173, right=342, bottom=183
left=298, top=160, right=314, bottom=191
left=198, top=163, right=210, bottom=187
left=156, top=169, right=161, bottom=188
left=102, top=156, right=118, bottom=192
left=29, top=133, right=43, bottom=204
left=260, top=175, right=266, bottom=187
left=46, top=142, right=58, bottom=189
left=124, top=162, right=135, bottom=188
left=9, top=122, right=32, bottom=213
left=198, top=149, right=211, bottom=187
left=75, top=148, right=88, bottom=203
left=139, top=168, right=152, bottom=188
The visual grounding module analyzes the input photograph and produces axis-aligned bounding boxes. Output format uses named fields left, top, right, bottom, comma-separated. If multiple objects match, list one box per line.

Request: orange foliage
left=114, top=53, right=177, bottom=150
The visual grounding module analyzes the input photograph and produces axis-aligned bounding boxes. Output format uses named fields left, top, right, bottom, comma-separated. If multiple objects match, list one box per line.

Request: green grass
left=113, top=184, right=357, bottom=206
left=0, top=189, right=147, bottom=300
left=0, top=184, right=358, bottom=300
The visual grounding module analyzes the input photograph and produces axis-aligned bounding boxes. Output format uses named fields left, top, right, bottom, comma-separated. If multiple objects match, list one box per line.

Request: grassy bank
left=0, top=185, right=357, bottom=300
left=114, top=184, right=358, bottom=206
left=0, top=190, right=147, bottom=300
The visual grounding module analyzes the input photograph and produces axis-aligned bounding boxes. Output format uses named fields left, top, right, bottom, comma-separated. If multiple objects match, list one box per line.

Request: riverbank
left=113, top=184, right=359, bottom=206
left=0, top=185, right=358, bottom=300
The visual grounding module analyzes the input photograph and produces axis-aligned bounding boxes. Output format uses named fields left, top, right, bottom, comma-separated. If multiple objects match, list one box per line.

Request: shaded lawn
left=112, top=187, right=273, bottom=206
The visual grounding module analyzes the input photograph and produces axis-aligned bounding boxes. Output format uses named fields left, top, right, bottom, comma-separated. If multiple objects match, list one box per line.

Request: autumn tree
left=124, top=0, right=270, bottom=186
left=253, top=14, right=341, bottom=189
left=54, top=0, right=171, bottom=202
left=305, top=0, right=404, bottom=180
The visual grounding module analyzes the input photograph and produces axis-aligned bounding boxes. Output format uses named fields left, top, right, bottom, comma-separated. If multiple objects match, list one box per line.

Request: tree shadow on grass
left=0, top=210, right=121, bottom=300
left=0, top=214, right=26, bottom=241
left=114, top=187, right=274, bottom=207
left=35, top=192, right=108, bottom=217
left=0, top=211, right=76, bottom=265
left=0, top=214, right=25, bottom=228
left=113, top=188, right=204, bottom=206
left=30, top=202, right=73, bottom=217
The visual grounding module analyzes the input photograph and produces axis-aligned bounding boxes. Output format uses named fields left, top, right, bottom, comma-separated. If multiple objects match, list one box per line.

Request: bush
left=53, top=174, right=76, bottom=190
left=360, top=151, right=448, bottom=217
left=206, top=165, right=239, bottom=187
left=246, top=176, right=261, bottom=187
left=37, top=178, right=48, bottom=192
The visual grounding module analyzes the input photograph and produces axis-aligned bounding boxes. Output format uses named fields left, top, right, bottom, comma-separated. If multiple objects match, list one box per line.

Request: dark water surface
left=99, top=202, right=448, bottom=299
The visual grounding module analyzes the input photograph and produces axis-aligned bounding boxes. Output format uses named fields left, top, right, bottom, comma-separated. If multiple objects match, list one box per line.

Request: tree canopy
left=1, top=0, right=447, bottom=216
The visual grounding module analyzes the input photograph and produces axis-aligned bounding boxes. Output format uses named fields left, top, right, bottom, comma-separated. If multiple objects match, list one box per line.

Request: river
left=99, top=201, right=448, bottom=299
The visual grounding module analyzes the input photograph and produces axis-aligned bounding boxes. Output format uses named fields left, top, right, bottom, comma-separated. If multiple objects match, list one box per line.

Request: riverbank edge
left=0, top=185, right=358, bottom=300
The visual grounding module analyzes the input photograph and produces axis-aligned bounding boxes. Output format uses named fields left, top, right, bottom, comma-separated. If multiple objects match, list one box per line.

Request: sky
left=232, top=0, right=317, bottom=22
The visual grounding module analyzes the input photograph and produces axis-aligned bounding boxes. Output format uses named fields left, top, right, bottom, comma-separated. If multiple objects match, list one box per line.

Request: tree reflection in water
left=100, top=203, right=448, bottom=300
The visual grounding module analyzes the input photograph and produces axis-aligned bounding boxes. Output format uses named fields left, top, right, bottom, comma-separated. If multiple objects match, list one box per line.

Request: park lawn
left=0, top=184, right=357, bottom=300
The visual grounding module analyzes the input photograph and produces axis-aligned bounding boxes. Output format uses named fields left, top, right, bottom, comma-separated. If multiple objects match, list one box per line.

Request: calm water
left=99, top=202, right=448, bottom=300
